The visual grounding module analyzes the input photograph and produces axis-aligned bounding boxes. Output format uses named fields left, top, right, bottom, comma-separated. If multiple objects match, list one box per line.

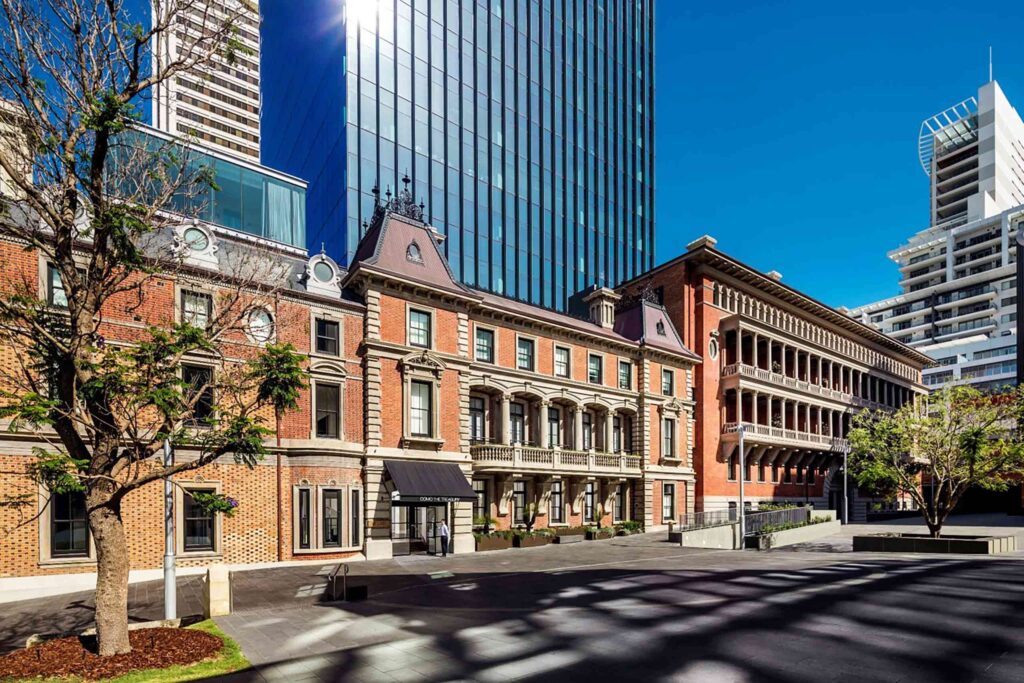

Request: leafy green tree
left=0, top=0, right=303, bottom=657
left=848, top=385, right=1024, bottom=538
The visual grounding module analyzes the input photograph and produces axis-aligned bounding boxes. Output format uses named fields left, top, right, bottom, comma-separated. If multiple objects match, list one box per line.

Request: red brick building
left=0, top=190, right=699, bottom=583
left=619, top=235, right=932, bottom=520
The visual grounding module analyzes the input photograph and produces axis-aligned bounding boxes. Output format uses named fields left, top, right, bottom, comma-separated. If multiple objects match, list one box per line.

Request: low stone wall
left=748, top=519, right=841, bottom=550
left=853, top=534, right=1018, bottom=554
left=670, top=523, right=741, bottom=550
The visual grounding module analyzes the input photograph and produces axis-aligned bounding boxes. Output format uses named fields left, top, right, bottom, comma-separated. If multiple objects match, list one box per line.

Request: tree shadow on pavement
left=212, top=556, right=1024, bottom=682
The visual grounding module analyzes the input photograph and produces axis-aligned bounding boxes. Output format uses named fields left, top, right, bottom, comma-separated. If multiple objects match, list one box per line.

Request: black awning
left=384, top=460, right=477, bottom=504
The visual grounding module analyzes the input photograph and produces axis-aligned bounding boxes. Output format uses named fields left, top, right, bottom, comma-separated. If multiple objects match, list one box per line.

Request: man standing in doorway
left=439, top=517, right=450, bottom=557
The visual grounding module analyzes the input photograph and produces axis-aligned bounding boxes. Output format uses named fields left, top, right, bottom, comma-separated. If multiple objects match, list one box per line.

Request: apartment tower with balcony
left=148, top=0, right=263, bottom=160
left=848, top=80, right=1024, bottom=391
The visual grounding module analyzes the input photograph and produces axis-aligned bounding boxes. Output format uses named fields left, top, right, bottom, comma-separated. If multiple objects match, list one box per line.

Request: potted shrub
left=474, top=530, right=514, bottom=552
left=614, top=520, right=643, bottom=536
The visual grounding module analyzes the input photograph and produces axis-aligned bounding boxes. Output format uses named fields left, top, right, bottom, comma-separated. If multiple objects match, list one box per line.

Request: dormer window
left=406, top=241, right=423, bottom=263
left=656, top=320, right=666, bottom=336
left=183, top=227, right=210, bottom=252
left=313, top=261, right=335, bottom=283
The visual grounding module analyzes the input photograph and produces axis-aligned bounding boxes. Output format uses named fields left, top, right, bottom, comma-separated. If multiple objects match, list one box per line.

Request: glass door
left=425, top=505, right=448, bottom=555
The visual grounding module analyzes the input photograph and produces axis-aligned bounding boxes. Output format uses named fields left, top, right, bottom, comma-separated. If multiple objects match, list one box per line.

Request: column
left=604, top=410, right=614, bottom=452
left=781, top=344, right=788, bottom=376
left=573, top=407, right=583, bottom=450
left=752, top=391, right=759, bottom=425
left=779, top=397, right=787, bottom=429
left=804, top=403, right=811, bottom=434
left=500, top=394, right=511, bottom=444
left=752, top=332, right=759, bottom=368
left=816, top=356, right=822, bottom=385
left=736, top=387, right=743, bottom=424
left=539, top=400, right=550, bottom=449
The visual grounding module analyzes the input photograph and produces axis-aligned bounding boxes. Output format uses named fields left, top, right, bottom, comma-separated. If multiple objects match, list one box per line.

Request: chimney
left=583, top=287, right=622, bottom=329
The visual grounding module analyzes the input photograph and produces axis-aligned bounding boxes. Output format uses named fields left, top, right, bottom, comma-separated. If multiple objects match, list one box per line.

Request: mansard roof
left=346, top=208, right=698, bottom=363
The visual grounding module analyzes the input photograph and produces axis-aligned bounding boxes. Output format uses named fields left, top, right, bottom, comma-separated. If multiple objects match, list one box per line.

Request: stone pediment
left=400, top=350, right=446, bottom=375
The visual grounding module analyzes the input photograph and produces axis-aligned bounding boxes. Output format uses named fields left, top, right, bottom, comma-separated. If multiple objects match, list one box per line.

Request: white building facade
left=150, top=0, right=262, bottom=160
left=849, top=81, right=1024, bottom=391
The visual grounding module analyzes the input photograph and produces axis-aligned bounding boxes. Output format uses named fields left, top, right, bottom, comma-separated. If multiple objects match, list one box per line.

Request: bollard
left=204, top=565, right=231, bottom=617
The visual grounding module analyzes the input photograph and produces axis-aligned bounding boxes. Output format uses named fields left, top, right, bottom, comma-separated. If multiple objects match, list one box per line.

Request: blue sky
left=654, top=0, right=1024, bottom=308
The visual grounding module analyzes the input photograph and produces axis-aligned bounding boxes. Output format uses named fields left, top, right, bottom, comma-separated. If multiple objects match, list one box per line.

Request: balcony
left=722, top=422, right=849, bottom=452
left=470, top=443, right=643, bottom=477
left=721, top=363, right=853, bottom=403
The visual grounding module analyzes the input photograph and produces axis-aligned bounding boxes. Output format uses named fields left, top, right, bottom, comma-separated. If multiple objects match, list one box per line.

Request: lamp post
left=163, top=439, right=176, bottom=620
left=842, top=445, right=849, bottom=526
left=738, top=425, right=746, bottom=541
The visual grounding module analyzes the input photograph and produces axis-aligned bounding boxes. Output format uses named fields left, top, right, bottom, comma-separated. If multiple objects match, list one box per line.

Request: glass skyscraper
left=262, top=0, right=654, bottom=311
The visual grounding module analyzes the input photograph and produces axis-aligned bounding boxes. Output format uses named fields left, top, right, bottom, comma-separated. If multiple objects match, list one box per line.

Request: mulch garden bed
left=0, top=627, right=222, bottom=681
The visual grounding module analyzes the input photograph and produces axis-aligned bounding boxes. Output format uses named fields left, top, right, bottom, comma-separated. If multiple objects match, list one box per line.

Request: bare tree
left=0, top=0, right=305, bottom=656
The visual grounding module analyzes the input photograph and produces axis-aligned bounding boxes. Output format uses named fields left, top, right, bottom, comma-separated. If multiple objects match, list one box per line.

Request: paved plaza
left=4, top=515, right=1024, bottom=682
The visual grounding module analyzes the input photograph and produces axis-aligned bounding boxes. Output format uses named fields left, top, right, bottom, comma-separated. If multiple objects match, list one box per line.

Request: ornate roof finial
left=385, top=185, right=392, bottom=201
left=402, top=171, right=411, bottom=190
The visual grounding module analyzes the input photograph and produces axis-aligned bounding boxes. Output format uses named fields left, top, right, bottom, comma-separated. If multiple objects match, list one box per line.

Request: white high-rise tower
left=848, top=81, right=1024, bottom=391
left=151, top=0, right=261, bottom=160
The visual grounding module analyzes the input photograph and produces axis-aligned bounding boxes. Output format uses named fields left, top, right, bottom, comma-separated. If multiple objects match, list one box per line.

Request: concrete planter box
left=513, top=534, right=553, bottom=548
left=475, top=535, right=514, bottom=552
left=747, top=520, right=841, bottom=550
left=585, top=529, right=615, bottom=541
left=853, top=533, right=1018, bottom=554
left=553, top=532, right=584, bottom=544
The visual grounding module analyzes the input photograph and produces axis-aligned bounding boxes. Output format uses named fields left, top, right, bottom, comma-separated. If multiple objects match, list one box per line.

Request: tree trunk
left=88, top=489, right=132, bottom=656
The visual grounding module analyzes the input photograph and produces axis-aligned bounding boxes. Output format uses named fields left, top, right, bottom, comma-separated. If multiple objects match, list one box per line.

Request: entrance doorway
left=391, top=504, right=449, bottom=556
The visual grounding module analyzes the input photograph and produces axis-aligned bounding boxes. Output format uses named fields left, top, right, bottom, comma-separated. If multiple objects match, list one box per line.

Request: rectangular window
left=807, top=466, right=816, bottom=485
left=322, top=489, right=342, bottom=547
left=554, top=346, right=570, bottom=378
left=409, top=309, right=431, bottom=348
left=473, top=479, right=488, bottom=523
left=410, top=380, right=433, bottom=436
left=475, top=327, right=495, bottom=362
left=588, top=354, right=603, bottom=384
left=662, top=369, right=674, bottom=396
left=784, top=465, right=793, bottom=483
left=662, top=418, right=676, bottom=458
left=47, top=264, right=68, bottom=308
left=315, top=383, right=340, bottom=438
left=584, top=482, right=595, bottom=523
left=182, top=364, right=214, bottom=425
left=517, top=338, right=535, bottom=370
left=297, top=488, right=311, bottom=550
left=728, top=452, right=737, bottom=481
left=181, top=290, right=212, bottom=329
left=469, top=396, right=486, bottom=441
left=613, top=416, right=622, bottom=452
left=614, top=483, right=627, bottom=522
left=50, top=490, right=88, bottom=557
left=315, top=318, right=340, bottom=355
left=512, top=480, right=527, bottom=525
left=796, top=466, right=805, bottom=484
left=350, top=489, right=361, bottom=547
left=758, top=462, right=767, bottom=483
left=550, top=480, right=564, bottom=523
left=772, top=464, right=780, bottom=483
left=183, top=489, right=214, bottom=552
left=662, top=483, right=675, bottom=524
left=547, top=407, right=561, bottom=447
left=582, top=412, right=593, bottom=450
left=618, top=360, right=632, bottom=390
left=510, top=402, right=526, bottom=443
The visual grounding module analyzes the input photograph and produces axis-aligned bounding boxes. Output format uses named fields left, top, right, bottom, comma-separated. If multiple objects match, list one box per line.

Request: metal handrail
left=743, top=507, right=811, bottom=536
left=677, top=509, right=735, bottom=531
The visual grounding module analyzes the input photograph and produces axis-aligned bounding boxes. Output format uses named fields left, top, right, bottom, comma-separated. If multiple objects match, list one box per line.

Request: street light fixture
left=738, top=424, right=746, bottom=541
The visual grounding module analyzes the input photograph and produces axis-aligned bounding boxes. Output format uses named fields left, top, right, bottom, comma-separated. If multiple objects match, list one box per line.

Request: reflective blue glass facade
left=262, top=0, right=654, bottom=311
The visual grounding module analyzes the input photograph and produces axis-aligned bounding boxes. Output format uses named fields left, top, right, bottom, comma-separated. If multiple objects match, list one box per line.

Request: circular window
left=313, top=260, right=334, bottom=283
left=183, top=227, right=209, bottom=252
left=708, top=337, right=720, bottom=360
left=248, top=308, right=274, bottom=343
